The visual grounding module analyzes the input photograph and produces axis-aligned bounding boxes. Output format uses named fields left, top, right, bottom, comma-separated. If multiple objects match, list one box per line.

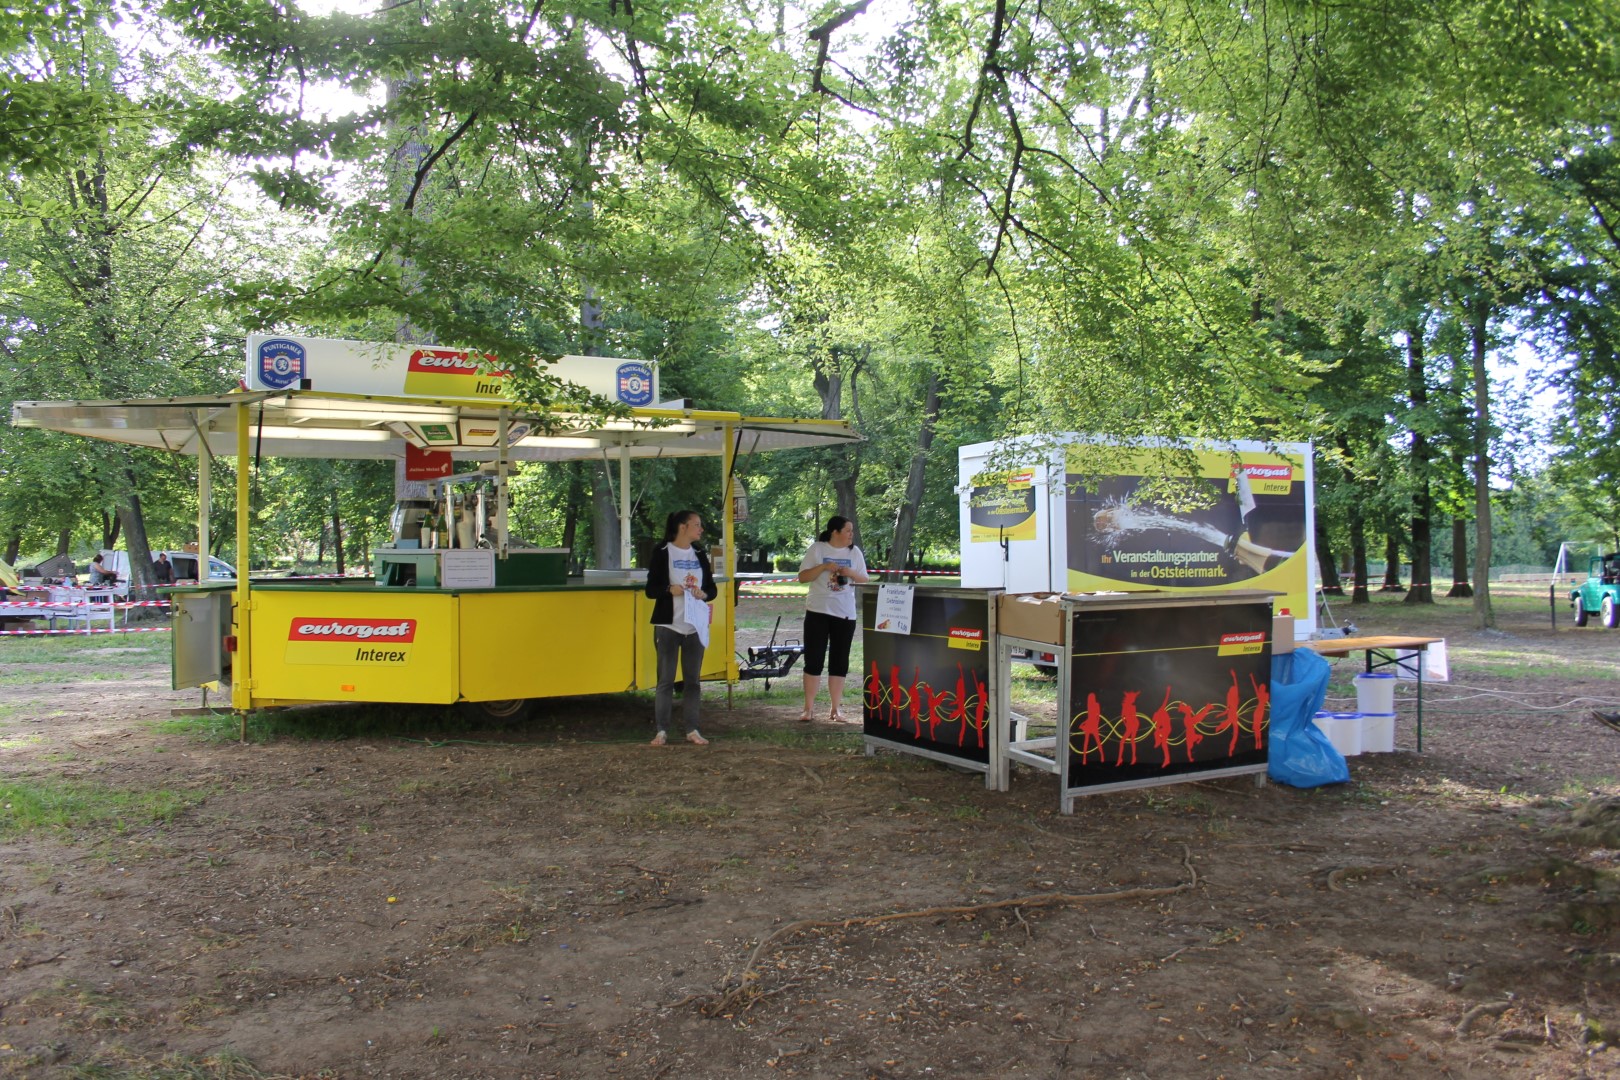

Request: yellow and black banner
left=968, top=468, right=1037, bottom=543
left=1065, top=446, right=1309, bottom=615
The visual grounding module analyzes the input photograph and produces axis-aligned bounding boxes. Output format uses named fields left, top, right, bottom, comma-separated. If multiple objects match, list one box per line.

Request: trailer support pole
left=198, top=445, right=210, bottom=567
left=232, top=402, right=253, bottom=729
left=722, top=422, right=737, bottom=680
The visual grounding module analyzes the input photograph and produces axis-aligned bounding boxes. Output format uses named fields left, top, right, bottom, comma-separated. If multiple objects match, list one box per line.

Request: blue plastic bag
left=1266, top=648, right=1349, bottom=788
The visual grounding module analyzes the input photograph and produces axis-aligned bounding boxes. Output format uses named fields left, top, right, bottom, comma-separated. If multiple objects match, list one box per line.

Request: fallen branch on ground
left=1457, top=1000, right=1513, bottom=1036
left=697, top=845, right=1197, bottom=1017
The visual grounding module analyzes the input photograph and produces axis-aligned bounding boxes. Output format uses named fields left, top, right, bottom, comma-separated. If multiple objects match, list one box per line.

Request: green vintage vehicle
left=1571, top=553, right=1620, bottom=628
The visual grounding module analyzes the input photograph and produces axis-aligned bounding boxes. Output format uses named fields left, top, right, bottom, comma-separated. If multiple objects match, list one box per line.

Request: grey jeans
left=653, top=625, right=705, bottom=734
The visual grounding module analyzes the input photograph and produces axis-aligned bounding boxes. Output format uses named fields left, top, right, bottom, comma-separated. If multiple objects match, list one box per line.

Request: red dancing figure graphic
left=1179, top=702, right=1212, bottom=763
left=1250, top=673, right=1269, bottom=750
left=1115, top=690, right=1142, bottom=767
left=972, top=669, right=988, bottom=749
left=888, top=664, right=903, bottom=728
left=1219, top=669, right=1243, bottom=755
left=867, top=661, right=882, bottom=719
left=1151, top=687, right=1173, bottom=768
left=910, top=668, right=923, bottom=737
left=953, top=665, right=969, bottom=746
left=928, top=685, right=950, bottom=739
left=1078, top=692, right=1104, bottom=761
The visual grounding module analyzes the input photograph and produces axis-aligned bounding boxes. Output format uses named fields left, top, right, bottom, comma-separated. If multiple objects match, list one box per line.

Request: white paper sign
left=1395, top=640, right=1449, bottom=682
left=683, top=591, right=711, bottom=647
left=439, top=549, right=496, bottom=589
left=874, top=584, right=915, bottom=635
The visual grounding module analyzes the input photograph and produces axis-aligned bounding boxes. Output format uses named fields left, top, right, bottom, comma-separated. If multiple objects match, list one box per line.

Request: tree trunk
left=811, top=345, right=863, bottom=546
left=116, top=466, right=157, bottom=601
left=1447, top=516, right=1473, bottom=597
left=1315, top=518, right=1343, bottom=595
left=889, top=372, right=942, bottom=571
left=1404, top=324, right=1434, bottom=604
left=561, top=462, right=583, bottom=571
left=1380, top=534, right=1403, bottom=591
left=591, top=462, right=621, bottom=568
left=1468, top=299, right=1495, bottom=628
left=332, top=507, right=346, bottom=576
left=1349, top=515, right=1370, bottom=605
left=4, top=534, right=18, bottom=565
left=56, top=528, right=71, bottom=557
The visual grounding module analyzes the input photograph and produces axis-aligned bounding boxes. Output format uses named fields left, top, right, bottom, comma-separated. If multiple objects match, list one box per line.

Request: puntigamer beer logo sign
left=257, top=338, right=306, bottom=390
left=286, top=617, right=418, bottom=665
left=616, top=362, right=654, bottom=406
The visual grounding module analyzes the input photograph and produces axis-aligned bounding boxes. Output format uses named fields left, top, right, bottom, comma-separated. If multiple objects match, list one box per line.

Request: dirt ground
left=5, top=586, right=1620, bottom=1078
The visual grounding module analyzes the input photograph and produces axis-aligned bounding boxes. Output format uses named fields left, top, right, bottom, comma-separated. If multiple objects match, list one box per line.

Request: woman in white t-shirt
left=797, top=515, right=870, bottom=722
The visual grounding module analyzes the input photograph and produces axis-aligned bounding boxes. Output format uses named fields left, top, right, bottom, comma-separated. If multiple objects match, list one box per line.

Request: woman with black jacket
left=643, top=509, right=718, bottom=745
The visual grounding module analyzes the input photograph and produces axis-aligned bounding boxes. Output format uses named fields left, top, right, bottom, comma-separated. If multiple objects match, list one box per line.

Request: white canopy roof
left=10, top=391, right=861, bottom=461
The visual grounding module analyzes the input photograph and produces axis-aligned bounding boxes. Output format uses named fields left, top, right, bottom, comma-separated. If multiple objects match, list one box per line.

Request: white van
left=97, top=549, right=236, bottom=584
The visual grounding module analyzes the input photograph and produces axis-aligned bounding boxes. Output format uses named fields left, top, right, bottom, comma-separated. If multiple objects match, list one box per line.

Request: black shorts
left=802, top=609, right=856, bottom=677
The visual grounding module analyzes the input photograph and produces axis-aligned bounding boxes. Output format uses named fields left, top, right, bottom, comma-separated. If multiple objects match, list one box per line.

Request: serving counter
left=857, top=585, right=1279, bottom=813
left=169, top=577, right=733, bottom=710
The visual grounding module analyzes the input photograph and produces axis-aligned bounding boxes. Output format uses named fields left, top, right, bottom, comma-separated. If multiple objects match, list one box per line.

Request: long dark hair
left=817, top=515, right=852, bottom=544
left=664, top=509, right=701, bottom=542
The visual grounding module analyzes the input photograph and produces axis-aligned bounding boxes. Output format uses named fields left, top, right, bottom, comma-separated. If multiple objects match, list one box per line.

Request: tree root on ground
left=695, top=845, right=1197, bottom=1017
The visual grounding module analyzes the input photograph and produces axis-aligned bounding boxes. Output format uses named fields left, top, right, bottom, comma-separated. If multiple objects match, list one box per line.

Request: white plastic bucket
left=1360, top=712, right=1396, bottom=753
left=1354, top=672, right=1397, bottom=716
left=1312, top=710, right=1363, bottom=757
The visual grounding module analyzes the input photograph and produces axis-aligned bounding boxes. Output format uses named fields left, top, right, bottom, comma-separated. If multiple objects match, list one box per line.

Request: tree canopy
left=1, top=0, right=1616, bottom=604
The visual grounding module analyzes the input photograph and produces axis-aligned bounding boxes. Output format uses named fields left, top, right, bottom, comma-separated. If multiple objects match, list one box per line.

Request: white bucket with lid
left=1354, top=672, right=1397, bottom=716
left=1312, top=710, right=1363, bottom=757
left=1360, top=712, right=1395, bottom=753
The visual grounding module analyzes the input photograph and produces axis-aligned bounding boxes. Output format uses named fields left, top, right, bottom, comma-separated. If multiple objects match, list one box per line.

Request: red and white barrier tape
left=0, top=599, right=171, bottom=610
left=0, top=626, right=172, bottom=636
left=741, top=569, right=960, bottom=586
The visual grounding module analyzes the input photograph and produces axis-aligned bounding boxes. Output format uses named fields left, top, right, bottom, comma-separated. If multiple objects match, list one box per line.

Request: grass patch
left=0, top=636, right=167, bottom=665
left=644, top=800, right=737, bottom=824
left=0, top=777, right=206, bottom=840
left=0, top=669, right=139, bottom=685
left=724, top=727, right=864, bottom=751
left=154, top=701, right=492, bottom=744
left=60, top=1048, right=287, bottom=1079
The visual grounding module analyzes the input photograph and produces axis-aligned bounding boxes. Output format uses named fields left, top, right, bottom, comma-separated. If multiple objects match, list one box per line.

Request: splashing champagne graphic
left=1092, top=500, right=1229, bottom=548
left=1092, top=499, right=1294, bottom=572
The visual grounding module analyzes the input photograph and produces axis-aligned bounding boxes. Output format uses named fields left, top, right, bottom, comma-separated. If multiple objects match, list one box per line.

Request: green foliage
left=2, top=0, right=1618, bottom=589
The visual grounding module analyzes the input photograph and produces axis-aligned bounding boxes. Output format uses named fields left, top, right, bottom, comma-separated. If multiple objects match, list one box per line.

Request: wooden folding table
left=1304, top=635, right=1444, bottom=751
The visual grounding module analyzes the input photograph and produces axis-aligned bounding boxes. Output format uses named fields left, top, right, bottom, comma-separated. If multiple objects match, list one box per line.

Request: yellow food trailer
left=11, top=336, right=859, bottom=726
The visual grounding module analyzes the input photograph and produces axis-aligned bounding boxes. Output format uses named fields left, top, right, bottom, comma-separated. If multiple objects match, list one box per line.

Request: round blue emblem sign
left=615, top=362, right=655, bottom=406
left=258, top=339, right=307, bottom=390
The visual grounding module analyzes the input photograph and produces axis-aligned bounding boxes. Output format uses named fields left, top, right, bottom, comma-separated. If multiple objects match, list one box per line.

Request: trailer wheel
left=1604, top=595, right=1619, bottom=629
left=462, top=698, right=534, bottom=724
left=1574, top=596, right=1590, bottom=627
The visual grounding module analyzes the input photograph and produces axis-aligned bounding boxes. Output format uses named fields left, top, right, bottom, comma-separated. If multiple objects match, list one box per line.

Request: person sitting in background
left=90, top=553, right=119, bottom=585
left=152, top=552, right=175, bottom=585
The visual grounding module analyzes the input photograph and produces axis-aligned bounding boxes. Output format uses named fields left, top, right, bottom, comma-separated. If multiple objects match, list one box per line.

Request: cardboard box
left=997, top=592, right=1066, bottom=646
left=1272, top=613, right=1295, bottom=654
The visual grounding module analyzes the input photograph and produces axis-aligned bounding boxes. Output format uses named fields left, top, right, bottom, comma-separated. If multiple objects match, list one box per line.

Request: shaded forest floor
left=4, top=584, right=1620, bottom=1078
